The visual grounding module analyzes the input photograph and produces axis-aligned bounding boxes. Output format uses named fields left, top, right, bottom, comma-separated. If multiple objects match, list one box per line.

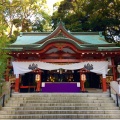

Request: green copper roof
left=74, top=34, right=108, bottom=44
left=12, top=35, right=47, bottom=45
left=12, top=32, right=108, bottom=45
left=10, top=22, right=117, bottom=51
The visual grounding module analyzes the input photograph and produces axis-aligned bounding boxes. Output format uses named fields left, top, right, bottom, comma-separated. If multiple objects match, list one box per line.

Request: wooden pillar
left=15, top=75, right=20, bottom=92
left=102, top=76, right=107, bottom=92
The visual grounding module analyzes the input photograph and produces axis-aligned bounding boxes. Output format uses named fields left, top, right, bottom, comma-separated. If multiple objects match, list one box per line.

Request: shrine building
left=6, top=22, right=120, bottom=93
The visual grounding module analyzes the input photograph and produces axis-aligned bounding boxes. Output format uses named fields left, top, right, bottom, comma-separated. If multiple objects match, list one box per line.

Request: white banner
left=12, top=61, right=108, bottom=77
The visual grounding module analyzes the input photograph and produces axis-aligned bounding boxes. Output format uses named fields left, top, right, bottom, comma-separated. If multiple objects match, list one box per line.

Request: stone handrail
left=0, top=82, right=12, bottom=109
left=109, top=81, right=120, bottom=107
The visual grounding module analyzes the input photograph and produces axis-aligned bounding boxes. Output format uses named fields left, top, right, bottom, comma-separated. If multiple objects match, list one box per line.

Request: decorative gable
left=36, top=21, right=83, bottom=44
left=54, top=30, right=67, bottom=39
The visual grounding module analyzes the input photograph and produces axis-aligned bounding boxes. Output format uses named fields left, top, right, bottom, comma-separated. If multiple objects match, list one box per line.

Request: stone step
left=10, top=94, right=111, bottom=98
left=12, top=93, right=109, bottom=98
left=9, top=97, right=113, bottom=102
left=0, top=114, right=120, bottom=119
left=0, top=92, right=119, bottom=119
left=6, top=103, right=115, bottom=107
left=11, top=93, right=109, bottom=97
left=1, top=119, right=120, bottom=120
left=5, top=101, right=115, bottom=107
left=0, top=119, right=120, bottom=120
left=5, top=102, right=116, bottom=107
left=10, top=97, right=111, bottom=101
left=9, top=98, right=113, bottom=103
left=0, top=110, right=120, bottom=115
left=6, top=101, right=115, bottom=106
left=2, top=106, right=119, bottom=110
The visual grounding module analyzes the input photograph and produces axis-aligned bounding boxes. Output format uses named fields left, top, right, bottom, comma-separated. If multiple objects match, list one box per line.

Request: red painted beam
left=41, top=59, right=105, bottom=63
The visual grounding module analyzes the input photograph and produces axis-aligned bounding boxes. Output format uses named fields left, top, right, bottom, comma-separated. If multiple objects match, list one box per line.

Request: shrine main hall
left=6, top=22, right=120, bottom=93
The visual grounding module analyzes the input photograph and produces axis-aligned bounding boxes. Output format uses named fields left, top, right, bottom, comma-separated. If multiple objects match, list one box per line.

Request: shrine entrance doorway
left=85, top=72, right=101, bottom=89
left=20, top=73, right=36, bottom=92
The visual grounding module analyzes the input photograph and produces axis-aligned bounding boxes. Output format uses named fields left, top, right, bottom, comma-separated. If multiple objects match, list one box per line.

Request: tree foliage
left=85, top=0, right=120, bottom=43
left=52, top=0, right=120, bottom=43
left=2, top=0, right=52, bottom=42
left=52, top=0, right=90, bottom=31
left=0, top=0, right=10, bottom=80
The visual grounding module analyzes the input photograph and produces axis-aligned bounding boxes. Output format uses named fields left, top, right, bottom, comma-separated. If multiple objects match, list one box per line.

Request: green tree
left=0, top=0, right=10, bottom=80
left=32, top=11, right=52, bottom=32
left=52, top=0, right=89, bottom=31
left=3, top=0, right=52, bottom=42
left=85, top=0, right=120, bottom=43
left=52, top=0, right=120, bottom=43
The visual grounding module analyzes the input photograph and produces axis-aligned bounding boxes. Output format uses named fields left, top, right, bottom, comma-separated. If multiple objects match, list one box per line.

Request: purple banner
left=42, top=82, right=80, bottom=92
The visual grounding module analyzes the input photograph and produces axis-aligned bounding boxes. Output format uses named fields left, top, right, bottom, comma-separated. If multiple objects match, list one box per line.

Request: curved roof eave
left=10, top=44, right=40, bottom=47
left=80, top=43, right=116, bottom=47
left=30, top=38, right=98, bottom=51
left=30, top=38, right=81, bottom=50
left=98, top=47, right=120, bottom=51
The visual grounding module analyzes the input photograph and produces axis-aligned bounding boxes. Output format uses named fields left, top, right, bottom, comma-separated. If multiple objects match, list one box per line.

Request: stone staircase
left=0, top=93, right=120, bottom=120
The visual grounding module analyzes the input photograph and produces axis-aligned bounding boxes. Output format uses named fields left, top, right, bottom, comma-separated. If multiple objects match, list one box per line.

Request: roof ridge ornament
left=54, top=30, right=66, bottom=39
left=57, top=20, right=65, bottom=27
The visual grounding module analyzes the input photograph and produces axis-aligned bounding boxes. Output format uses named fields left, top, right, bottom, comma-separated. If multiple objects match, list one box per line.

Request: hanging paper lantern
left=81, top=74, right=86, bottom=81
left=35, top=74, right=40, bottom=82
